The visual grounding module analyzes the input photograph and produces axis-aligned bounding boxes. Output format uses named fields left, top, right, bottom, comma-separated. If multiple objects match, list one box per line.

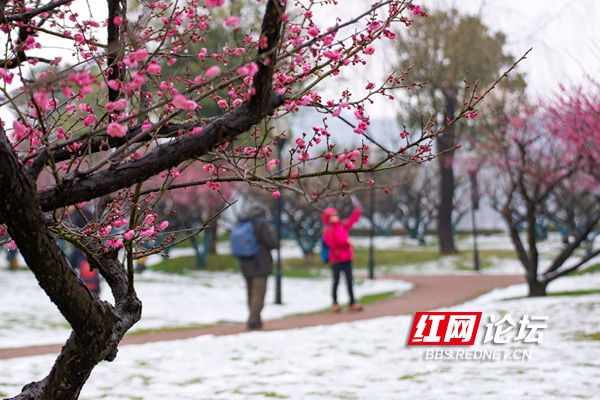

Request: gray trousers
left=244, top=276, right=268, bottom=325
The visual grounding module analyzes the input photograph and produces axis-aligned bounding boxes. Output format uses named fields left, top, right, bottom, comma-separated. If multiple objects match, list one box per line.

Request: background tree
left=397, top=164, right=439, bottom=243
left=155, top=159, right=237, bottom=262
left=480, top=83, right=600, bottom=296
left=392, top=8, right=525, bottom=253
left=280, top=193, right=324, bottom=261
left=0, top=0, right=520, bottom=398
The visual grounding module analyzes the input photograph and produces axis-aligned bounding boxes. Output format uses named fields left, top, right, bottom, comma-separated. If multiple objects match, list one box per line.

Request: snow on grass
left=1, top=233, right=599, bottom=399
left=0, top=273, right=598, bottom=399
left=0, top=266, right=411, bottom=349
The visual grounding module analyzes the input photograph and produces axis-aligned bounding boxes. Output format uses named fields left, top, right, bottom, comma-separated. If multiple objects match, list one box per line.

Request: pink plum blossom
left=266, top=159, right=280, bottom=170
left=224, top=16, right=239, bottom=28
left=205, top=66, right=220, bottom=78
left=106, top=239, right=124, bottom=248
left=83, top=115, right=96, bottom=126
left=236, top=63, right=259, bottom=77
left=12, top=121, right=30, bottom=142
left=172, top=94, right=197, bottom=110
left=146, top=63, right=161, bottom=75
left=144, top=214, right=157, bottom=225
left=113, top=218, right=128, bottom=228
left=140, top=227, right=155, bottom=238
left=106, top=122, right=128, bottom=138
left=205, top=0, right=225, bottom=8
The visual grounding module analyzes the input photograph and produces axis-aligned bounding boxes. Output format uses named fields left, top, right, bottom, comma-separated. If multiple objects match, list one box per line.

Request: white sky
left=341, top=0, right=600, bottom=118
left=6, top=1, right=595, bottom=122
left=427, top=0, right=600, bottom=99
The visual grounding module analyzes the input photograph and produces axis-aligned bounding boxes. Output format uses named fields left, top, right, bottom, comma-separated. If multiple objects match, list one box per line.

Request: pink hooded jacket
left=322, top=208, right=361, bottom=264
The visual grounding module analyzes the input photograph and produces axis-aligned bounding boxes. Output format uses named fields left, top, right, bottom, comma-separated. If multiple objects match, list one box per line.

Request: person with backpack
left=231, top=203, right=278, bottom=330
left=321, top=198, right=363, bottom=313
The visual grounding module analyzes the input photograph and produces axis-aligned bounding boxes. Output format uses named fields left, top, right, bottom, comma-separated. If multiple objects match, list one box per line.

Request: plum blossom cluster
left=0, top=0, right=445, bottom=259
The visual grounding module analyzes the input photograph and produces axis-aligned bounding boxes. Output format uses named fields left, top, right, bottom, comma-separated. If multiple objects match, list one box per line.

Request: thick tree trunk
left=527, top=277, right=547, bottom=297
left=437, top=93, right=457, bottom=254
left=0, top=130, right=141, bottom=400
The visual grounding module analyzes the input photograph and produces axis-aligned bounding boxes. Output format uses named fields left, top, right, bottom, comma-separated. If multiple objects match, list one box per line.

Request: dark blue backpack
left=320, top=236, right=329, bottom=263
left=231, top=216, right=262, bottom=258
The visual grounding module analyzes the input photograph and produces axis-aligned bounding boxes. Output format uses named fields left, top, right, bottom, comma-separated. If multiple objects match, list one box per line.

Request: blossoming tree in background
left=0, top=0, right=519, bottom=398
left=480, top=82, right=600, bottom=296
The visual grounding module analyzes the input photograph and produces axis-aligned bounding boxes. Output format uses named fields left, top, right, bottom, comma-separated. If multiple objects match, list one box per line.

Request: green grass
left=286, top=290, right=399, bottom=317
left=149, top=254, right=238, bottom=274
left=503, top=289, right=600, bottom=301
left=150, top=254, right=326, bottom=278
left=127, top=323, right=218, bottom=336
left=271, top=254, right=324, bottom=277
left=150, top=246, right=519, bottom=276
left=250, top=392, right=288, bottom=399
left=354, top=248, right=516, bottom=271
left=352, top=248, right=441, bottom=269
left=280, top=267, right=324, bottom=279
left=358, top=290, right=398, bottom=305
left=454, top=249, right=519, bottom=271
left=573, top=263, right=600, bottom=275
left=574, top=331, right=600, bottom=341
left=547, top=289, right=600, bottom=297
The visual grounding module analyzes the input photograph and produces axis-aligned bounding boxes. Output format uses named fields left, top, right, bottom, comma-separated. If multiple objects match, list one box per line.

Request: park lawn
left=277, top=249, right=437, bottom=277
left=285, top=290, right=399, bottom=317
left=151, top=254, right=326, bottom=278
left=453, top=249, right=520, bottom=271
left=150, top=254, right=238, bottom=274
left=150, top=247, right=520, bottom=276
left=576, top=331, right=600, bottom=341
left=352, top=248, right=442, bottom=269
left=573, top=263, right=600, bottom=275
left=352, top=247, right=518, bottom=272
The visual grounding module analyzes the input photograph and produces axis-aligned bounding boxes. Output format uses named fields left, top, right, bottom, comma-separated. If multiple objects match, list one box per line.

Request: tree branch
left=6, top=0, right=73, bottom=22
left=36, top=0, right=287, bottom=211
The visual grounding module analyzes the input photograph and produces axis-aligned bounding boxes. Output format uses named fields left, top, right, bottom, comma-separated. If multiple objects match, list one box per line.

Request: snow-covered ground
left=1, top=234, right=599, bottom=399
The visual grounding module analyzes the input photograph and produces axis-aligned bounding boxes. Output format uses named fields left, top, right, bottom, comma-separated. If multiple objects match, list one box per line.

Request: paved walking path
left=0, top=274, right=524, bottom=360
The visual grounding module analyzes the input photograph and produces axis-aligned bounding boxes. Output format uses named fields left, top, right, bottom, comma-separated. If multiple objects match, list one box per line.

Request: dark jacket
left=237, top=211, right=278, bottom=277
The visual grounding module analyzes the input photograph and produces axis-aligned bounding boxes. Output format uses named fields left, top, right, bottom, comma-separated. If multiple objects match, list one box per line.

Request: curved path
left=0, top=274, right=524, bottom=360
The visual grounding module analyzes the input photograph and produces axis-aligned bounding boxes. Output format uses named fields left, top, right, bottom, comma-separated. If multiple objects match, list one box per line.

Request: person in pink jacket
left=322, top=204, right=363, bottom=312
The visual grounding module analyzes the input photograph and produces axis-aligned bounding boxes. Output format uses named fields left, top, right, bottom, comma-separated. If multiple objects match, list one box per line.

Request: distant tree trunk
left=207, top=218, right=218, bottom=254
left=437, top=92, right=458, bottom=254
left=304, top=252, right=314, bottom=264
left=527, top=277, right=547, bottom=297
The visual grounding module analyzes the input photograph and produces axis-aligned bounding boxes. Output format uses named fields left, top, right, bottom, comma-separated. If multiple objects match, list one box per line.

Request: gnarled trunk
left=1, top=0, right=286, bottom=397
